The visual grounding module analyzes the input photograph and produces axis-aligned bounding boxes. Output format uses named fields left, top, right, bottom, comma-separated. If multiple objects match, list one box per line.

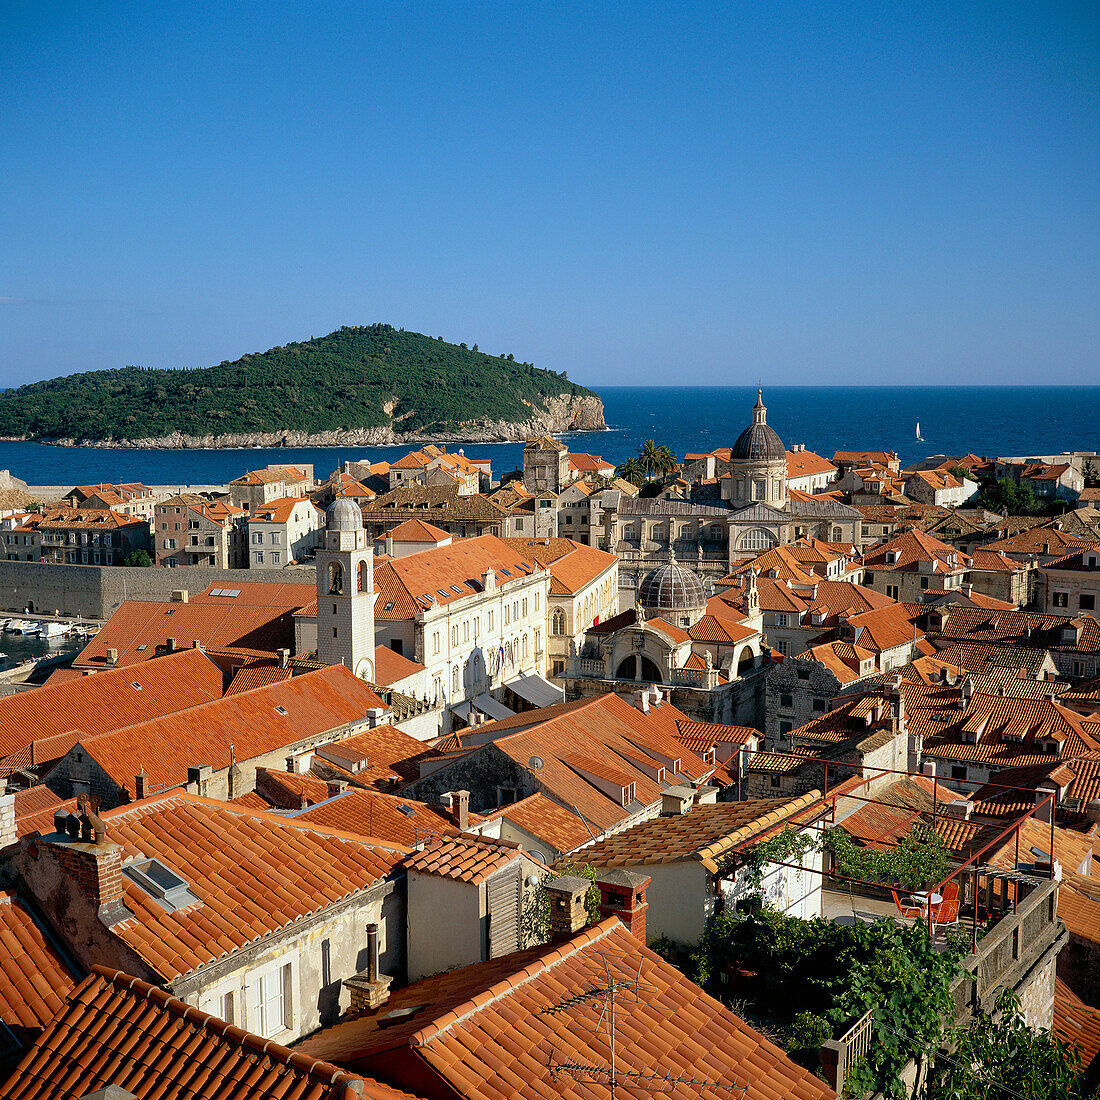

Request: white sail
left=915, top=421, right=923, bottom=441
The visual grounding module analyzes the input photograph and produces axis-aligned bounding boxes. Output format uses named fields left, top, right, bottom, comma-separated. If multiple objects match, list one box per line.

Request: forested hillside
left=0, top=325, right=602, bottom=443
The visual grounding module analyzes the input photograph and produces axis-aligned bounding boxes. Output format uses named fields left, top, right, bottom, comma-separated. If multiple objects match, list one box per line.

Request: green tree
left=936, top=988, right=1085, bottom=1100
left=122, top=549, right=153, bottom=567
left=637, top=440, right=678, bottom=481
left=615, top=458, right=647, bottom=487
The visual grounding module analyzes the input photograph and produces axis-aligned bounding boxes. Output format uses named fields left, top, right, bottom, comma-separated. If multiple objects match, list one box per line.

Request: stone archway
left=615, top=654, right=663, bottom=682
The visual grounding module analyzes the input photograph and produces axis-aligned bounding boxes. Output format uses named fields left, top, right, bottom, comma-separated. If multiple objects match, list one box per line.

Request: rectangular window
left=919, top=576, right=929, bottom=589
left=1080, top=594, right=1095, bottom=611
left=774, top=613, right=788, bottom=627
left=272, top=552, right=280, bottom=563
left=885, top=584, right=900, bottom=600
left=779, top=693, right=793, bottom=708
left=256, top=551, right=264, bottom=563
left=488, top=610, right=494, bottom=631
left=812, top=697, right=828, bottom=712
left=1053, top=592, right=1069, bottom=608
left=220, top=991, right=234, bottom=1025
left=250, top=964, right=291, bottom=1038
left=951, top=765, right=967, bottom=781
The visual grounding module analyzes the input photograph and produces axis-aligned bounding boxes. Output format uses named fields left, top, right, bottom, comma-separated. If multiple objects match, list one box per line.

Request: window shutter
left=487, top=866, right=521, bottom=958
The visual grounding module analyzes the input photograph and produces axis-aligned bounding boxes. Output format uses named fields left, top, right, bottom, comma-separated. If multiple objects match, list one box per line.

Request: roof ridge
left=695, top=789, right=824, bottom=863
left=87, top=966, right=362, bottom=1087
left=409, top=918, right=620, bottom=1047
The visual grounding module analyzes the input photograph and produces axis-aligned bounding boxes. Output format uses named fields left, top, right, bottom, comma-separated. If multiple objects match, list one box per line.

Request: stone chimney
left=327, top=779, right=347, bottom=799
left=543, top=874, right=592, bottom=941
left=660, top=786, right=694, bottom=815
left=166, top=637, right=177, bottom=652
left=171, top=589, right=189, bottom=603
left=343, top=922, right=392, bottom=1012
left=0, top=792, right=15, bottom=850
left=106, top=647, right=119, bottom=666
left=596, top=869, right=650, bottom=942
left=277, top=647, right=290, bottom=669
left=633, top=689, right=649, bottom=714
left=134, top=772, right=147, bottom=800
left=442, top=790, right=470, bottom=831
left=191, top=639, right=203, bottom=651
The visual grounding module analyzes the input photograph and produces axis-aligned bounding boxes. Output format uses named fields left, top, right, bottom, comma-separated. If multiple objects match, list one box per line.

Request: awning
left=507, top=673, right=566, bottom=709
left=450, top=699, right=474, bottom=722
left=472, top=693, right=515, bottom=721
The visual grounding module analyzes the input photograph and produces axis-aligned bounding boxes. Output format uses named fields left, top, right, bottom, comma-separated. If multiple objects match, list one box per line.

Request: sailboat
left=915, top=421, right=924, bottom=442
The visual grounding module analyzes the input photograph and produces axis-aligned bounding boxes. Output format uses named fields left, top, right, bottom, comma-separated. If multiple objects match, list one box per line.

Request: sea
left=1, top=385, right=1098, bottom=490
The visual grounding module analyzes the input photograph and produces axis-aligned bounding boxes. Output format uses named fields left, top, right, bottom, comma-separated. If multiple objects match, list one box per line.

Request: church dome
left=327, top=497, right=363, bottom=532
left=638, top=559, right=708, bottom=614
left=731, top=388, right=785, bottom=461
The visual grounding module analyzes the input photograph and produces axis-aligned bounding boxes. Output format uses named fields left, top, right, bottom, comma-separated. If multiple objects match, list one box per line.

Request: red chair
left=932, top=898, right=960, bottom=932
left=891, top=890, right=922, bottom=920
left=940, top=880, right=960, bottom=903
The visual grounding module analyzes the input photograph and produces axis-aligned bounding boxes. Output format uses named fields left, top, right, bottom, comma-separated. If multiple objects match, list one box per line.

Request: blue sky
left=2, top=2, right=1097, bottom=388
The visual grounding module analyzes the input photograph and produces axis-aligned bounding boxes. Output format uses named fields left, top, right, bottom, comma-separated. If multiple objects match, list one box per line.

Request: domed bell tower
left=316, top=498, right=377, bottom=681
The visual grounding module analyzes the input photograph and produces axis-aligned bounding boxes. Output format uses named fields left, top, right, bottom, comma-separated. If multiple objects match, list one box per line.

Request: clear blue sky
left=2, top=2, right=1097, bottom=388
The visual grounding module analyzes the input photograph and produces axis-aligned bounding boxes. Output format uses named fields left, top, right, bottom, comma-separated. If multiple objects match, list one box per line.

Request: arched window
left=451, top=666, right=459, bottom=694
left=357, top=560, right=368, bottom=592
left=522, top=635, right=528, bottom=659
left=739, top=527, right=776, bottom=552
left=328, top=561, right=343, bottom=594
left=552, top=608, right=566, bottom=635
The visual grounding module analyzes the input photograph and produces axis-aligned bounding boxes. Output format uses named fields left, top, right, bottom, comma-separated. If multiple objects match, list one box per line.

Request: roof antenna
left=543, top=954, right=749, bottom=1096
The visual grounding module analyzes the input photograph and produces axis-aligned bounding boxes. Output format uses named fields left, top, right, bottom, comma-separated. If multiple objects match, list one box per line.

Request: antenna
left=542, top=954, right=749, bottom=1096
left=528, top=755, right=544, bottom=772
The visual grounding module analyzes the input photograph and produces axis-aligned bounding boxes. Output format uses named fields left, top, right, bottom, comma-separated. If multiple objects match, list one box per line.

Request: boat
left=39, top=621, right=69, bottom=639
left=21, top=622, right=43, bottom=636
left=916, top=421, right=924, bottom=442
left=4, top=620, right=30, bottom=634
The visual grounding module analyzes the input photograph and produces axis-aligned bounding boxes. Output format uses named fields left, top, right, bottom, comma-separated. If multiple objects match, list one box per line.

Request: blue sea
left=2, top=386, right=1098, bottom=488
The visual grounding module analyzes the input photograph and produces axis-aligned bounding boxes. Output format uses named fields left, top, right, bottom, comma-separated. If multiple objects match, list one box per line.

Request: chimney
left=40, top=806, right=126, bottom=923
left=277, top=647, right=290, bottom=669
left=327, top=779, right=347, bottom=798
left=106, top=647, right=119, bottom=666
left=944, top=799, right=972, bottom=820
left=171, top=589, right=189, bottom=603
left=344, top=922, right=392, bottom=1012
left=633, top=689, right=649, bottom=714
left=596, top=869, right=650, bottom=942
left=661, top=786, right=694, bottom=815
left=385, top=535, right=394, bottom=557
left=961, top=583, right=972, bottom=598
left=134, top=772, right=147, bottom=800
left=166, top=637, right=177, bottom=652
left=442, top=790, right=470, bottom=831
left=190, top=639, right=203, bottom=651
left=0, top=792, right=14, bottom=850
left=186, top=764, right=213, bottom=794
left=543, top=874, right=592, bottom=941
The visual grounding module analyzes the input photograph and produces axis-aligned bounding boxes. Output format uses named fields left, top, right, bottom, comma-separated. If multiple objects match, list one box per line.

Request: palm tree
left=637, top=440, right=678, bottom=481
left=615, top=458, right=646, bottom=487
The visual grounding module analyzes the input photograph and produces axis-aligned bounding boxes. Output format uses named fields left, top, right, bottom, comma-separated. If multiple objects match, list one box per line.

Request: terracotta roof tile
left=310, top=723, right=438, bottom=790
left=0, top=965, right=415, bottom=1100
left=296, top=919, right=835, bottom=1100
left=403, top=835, right=521, bottom=884
left=68, top=664, right=387, bottom=799
left=497, top=537, right=617, bottom=595
left=386, top=518, right=451, bottom=541
left=486, top=793, right=595, bottom=853
left=0, top=648, right=224, bottom=764
left=0, top=892, right=78, bottom=1047
left=85, top=793, right=408, bottom=981
left=1054, top=978, right=1100, bottom=1078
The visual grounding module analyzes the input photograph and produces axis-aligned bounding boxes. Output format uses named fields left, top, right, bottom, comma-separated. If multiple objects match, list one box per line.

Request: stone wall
left=0, top=559, right=314, bottom=619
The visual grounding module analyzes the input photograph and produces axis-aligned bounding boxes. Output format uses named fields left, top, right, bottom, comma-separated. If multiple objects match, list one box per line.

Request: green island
left=0, top=324, right=605, bottom=447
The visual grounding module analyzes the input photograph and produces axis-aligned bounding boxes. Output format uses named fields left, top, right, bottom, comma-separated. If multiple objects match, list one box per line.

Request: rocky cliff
left=40, top=392, right=607, bottom=449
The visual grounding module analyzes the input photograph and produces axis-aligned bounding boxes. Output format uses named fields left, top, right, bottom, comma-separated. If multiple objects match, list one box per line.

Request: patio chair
left=932, top=898, right=960, bottom=933
left=891, top=890, right=923, bottom=921
left=940, top=880, right=960, bottom=903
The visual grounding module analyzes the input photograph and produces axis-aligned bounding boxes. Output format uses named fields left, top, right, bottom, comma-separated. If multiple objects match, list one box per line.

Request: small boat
left=4, top=620, right=29, bottom=634
left=39, top=621, right=69, bottom=639
left=915, top=421, right=924, bottom=442
left=21, top=622, right=43, bottom=636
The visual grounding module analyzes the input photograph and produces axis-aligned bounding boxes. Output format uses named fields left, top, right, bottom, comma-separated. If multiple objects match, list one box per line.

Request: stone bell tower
left=316, top=498, right=377, bottom=681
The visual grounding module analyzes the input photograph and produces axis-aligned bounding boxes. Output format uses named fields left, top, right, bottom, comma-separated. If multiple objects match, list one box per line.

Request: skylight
left=137, top=644, right=147, bottom=651
left=123, top=857, right=200, bottom=913
left=437, top=589, right=450, bottom=598
left=274, top=706, right=288, bottom=715
left=131, top=682, right=142, bottom=690
left=499, top=568, right=512, bottom=576
left=383, top=602, right=395, bottom=613
left=397, top=804, right=416, bottom=817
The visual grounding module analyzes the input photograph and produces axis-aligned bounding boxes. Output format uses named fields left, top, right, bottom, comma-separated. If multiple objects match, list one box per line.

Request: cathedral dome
left=327, top=497, right=363, bottom=532
left=638, top=559, right=708, bottom=614
left=731, top=389, right=785, bottom=461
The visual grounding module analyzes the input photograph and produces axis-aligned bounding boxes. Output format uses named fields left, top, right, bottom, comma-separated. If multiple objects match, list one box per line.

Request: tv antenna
left=528, top=755, right=545, bottom=772
left=542, top=954, right=749, bottom=1097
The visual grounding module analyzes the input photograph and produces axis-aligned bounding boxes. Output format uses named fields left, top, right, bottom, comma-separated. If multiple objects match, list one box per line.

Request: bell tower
left=316, top=498, right=377, bottom=681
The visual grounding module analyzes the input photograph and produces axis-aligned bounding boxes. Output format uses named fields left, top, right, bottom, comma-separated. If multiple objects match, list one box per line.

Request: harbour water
left=2, top=386, right=1097, bottom=490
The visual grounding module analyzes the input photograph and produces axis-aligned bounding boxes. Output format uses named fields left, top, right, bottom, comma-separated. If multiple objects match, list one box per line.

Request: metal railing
left=820, top=1009, right=874, bottom=1096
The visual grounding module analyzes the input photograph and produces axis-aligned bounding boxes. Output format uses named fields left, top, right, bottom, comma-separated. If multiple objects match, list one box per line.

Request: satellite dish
left=528, top=755, right=544, bottom=772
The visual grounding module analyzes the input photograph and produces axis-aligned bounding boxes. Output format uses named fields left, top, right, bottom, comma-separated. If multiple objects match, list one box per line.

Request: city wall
left=0, top=560, right=314, bottom=619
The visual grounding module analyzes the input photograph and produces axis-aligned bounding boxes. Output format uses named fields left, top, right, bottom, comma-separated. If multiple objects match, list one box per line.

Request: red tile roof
left=89, top=792, right=408, bottom=980
left=497, top=537, right=617, bottom=595
left=487, top=793, right=595, bottom=853
left=0, top=965, right=413, bottom=1100
left=224, top=662, right=293, bottom=694
left=311, top=723, right=439, bottom=790
left=786, top=448, right=837, bottom=478
left=0, top=648, right=224, bottom=763
left=67, top=664, right=388, bottom=798
left=75, top=581, right=315, bottom=669
left=862, top=529, right=969, bottom=573
left=404, top=834, right=523, bottom=884
left=1054, top=978, right=1100, bottom=1079
left=386, top=517, right=451, bottom=541
left=296, top=918, right=836, bottom=1100
left=0, top=892, right=79, bottom=1047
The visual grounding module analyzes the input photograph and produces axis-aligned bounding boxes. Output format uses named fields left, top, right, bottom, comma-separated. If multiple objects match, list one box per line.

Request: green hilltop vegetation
left=0, top=324, right=599, bottom=442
